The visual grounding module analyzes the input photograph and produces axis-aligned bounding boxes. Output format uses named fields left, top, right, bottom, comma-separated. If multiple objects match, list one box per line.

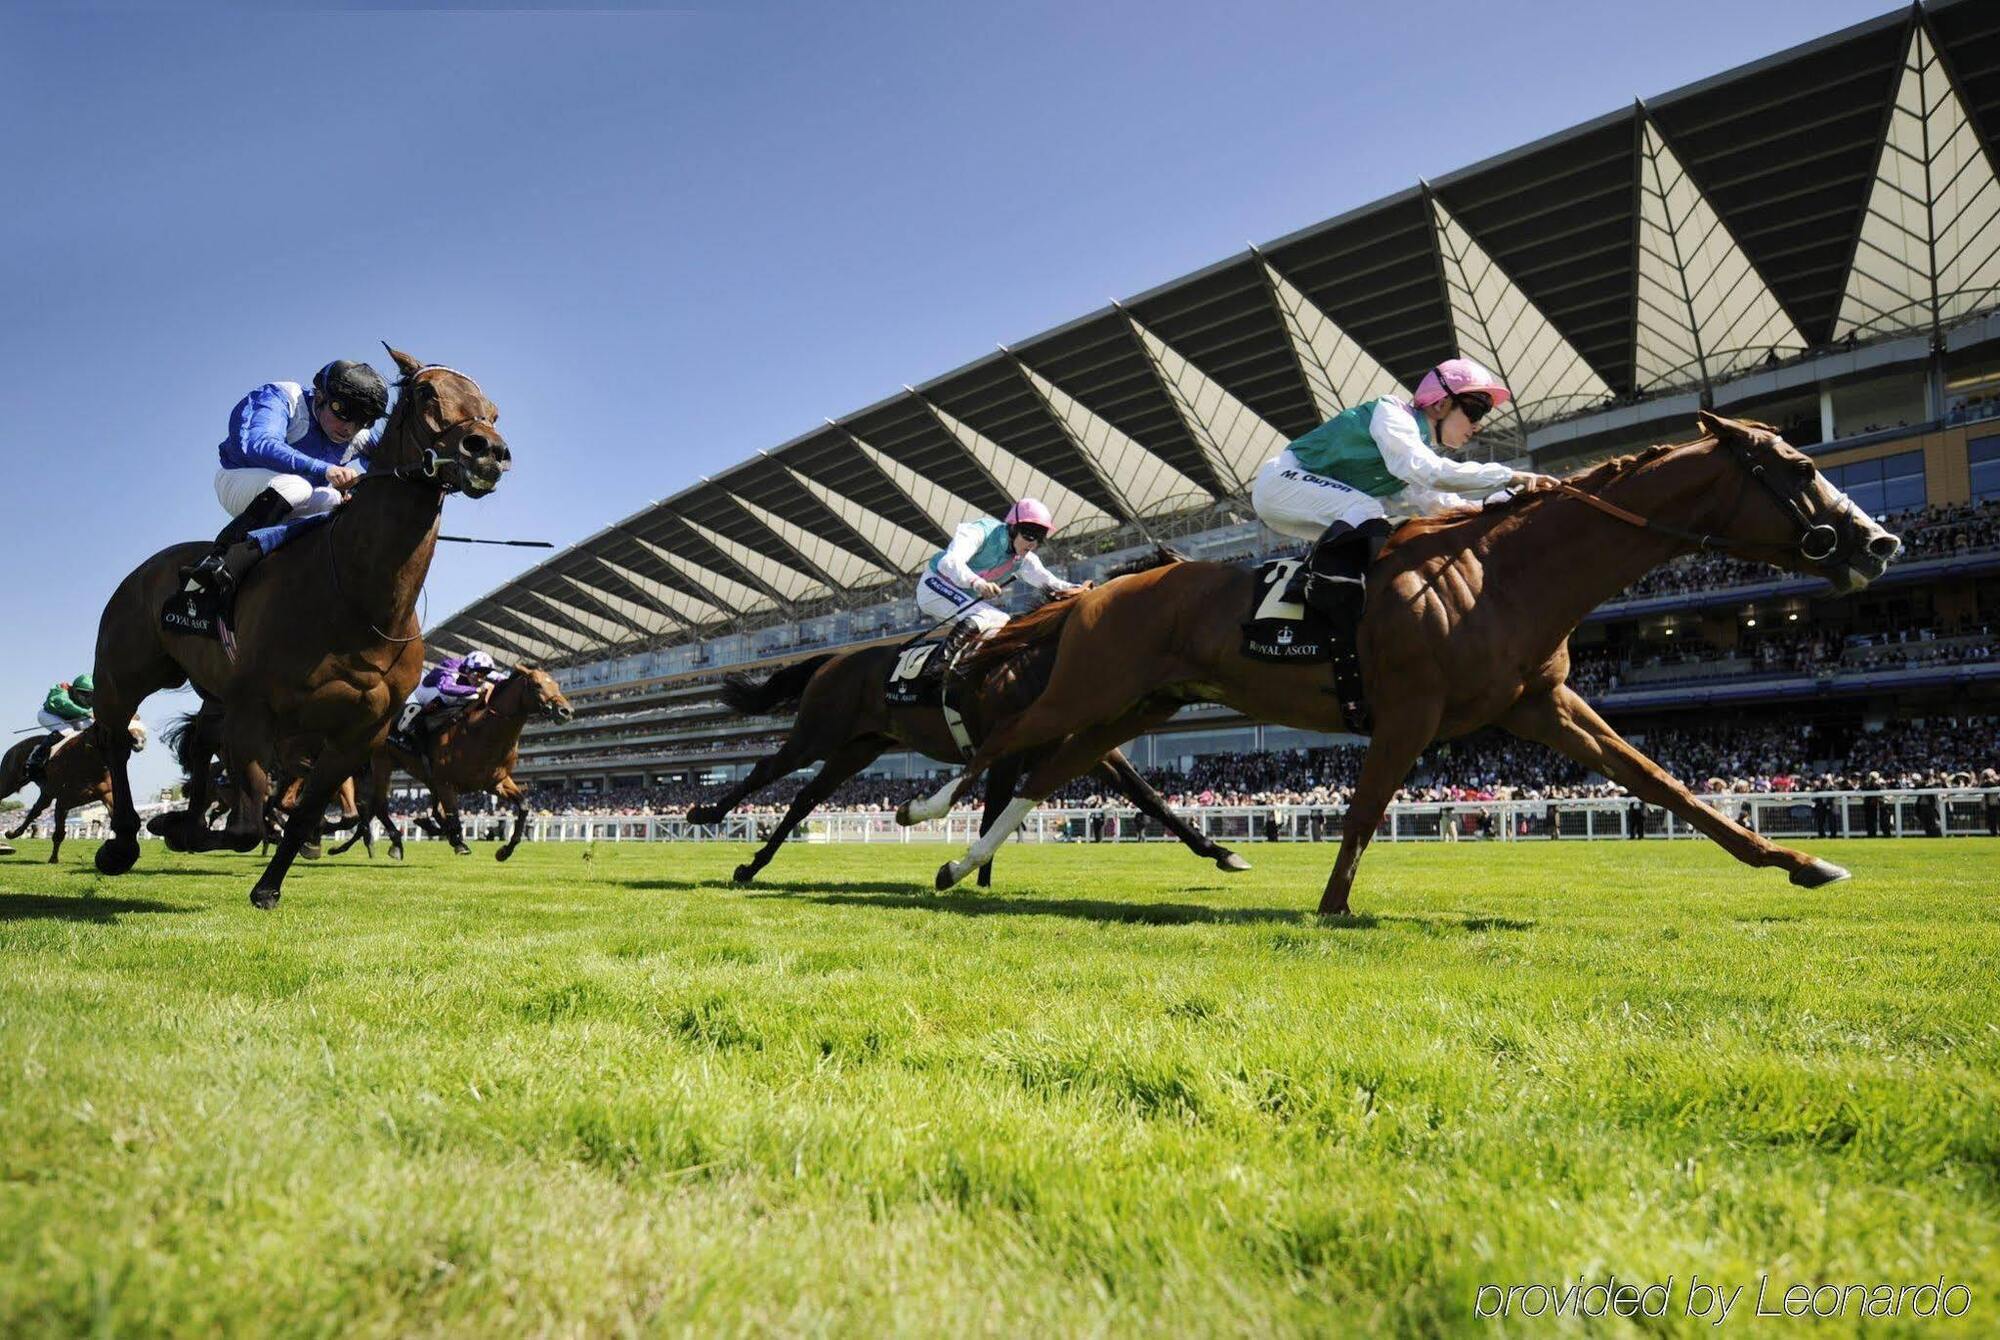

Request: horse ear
left=382, top=344, right=425, bottom=382
left=1695, top=409, right=1742, bottom=441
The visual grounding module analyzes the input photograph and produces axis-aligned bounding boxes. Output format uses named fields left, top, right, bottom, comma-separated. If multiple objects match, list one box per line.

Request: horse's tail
left=160, top=711, right=209, bottom=777
left=958, top=596, right=1081, bottom=681
left=719, top=653, right=837, bottom=716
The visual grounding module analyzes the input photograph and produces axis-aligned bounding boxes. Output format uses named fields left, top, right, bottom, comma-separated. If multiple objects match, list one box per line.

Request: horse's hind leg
left=8, top=792, right=52, bottom=841
left=732, top=739, right=885, bottom=885
left=1501, top=686, right=1841, bottom=887
left=248, top=747, right=362, bottom=910
left=686, top=729, right=827, bottom=825
left=1099, top=749, right=1247, bottom=873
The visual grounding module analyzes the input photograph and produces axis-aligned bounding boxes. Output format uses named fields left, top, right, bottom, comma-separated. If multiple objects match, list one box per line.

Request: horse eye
left=1793, top=459, right=1815, bottom=479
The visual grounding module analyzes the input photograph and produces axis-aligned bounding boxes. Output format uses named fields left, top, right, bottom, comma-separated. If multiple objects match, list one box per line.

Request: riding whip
left=437, top=535, right=556, bottom=548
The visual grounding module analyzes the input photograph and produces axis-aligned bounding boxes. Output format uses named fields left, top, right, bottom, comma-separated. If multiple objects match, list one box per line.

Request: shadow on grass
left=744, top=886, right=1350, bottom=928
left=622, top=877, right=919, bottom=896
left=0, top=893, right=196, bottom=923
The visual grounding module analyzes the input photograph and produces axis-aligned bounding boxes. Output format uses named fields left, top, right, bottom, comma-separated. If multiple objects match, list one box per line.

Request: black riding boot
left=937, top=618, right=982, bottom=666
left=1285, top=517, right=1392, bottom=624
left=24, top=732, right=60, bottom=784
left=178, top=487, right=293, bottom=597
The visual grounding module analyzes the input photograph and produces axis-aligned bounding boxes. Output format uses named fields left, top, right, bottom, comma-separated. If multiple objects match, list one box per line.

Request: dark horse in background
left=88, top=348, right=510, bottom=908
left=0, top=721, right=150, bottom=863
left=686, top=587, right=1248, bottom=886
left=902, top=413, right=1902, bottom=911
left=328, top=664, right=573, bottom=862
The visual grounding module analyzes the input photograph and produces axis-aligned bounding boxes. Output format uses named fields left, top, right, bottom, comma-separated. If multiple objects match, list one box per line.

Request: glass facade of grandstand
left=425, top=1, right=2000, bottom=816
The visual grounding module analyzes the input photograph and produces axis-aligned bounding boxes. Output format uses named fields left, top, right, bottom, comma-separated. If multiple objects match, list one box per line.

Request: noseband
left=1551, top=436, right=1845, bottom=567
left=392, top=365, right=496, bottom=496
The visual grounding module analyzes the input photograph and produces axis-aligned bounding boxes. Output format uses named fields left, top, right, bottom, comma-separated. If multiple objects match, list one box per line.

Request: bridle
left=1548, top=434, right=1846, bottom=567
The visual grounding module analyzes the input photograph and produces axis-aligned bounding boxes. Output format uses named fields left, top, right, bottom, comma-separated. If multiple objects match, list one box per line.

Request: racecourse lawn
left=0, top=835, right=1996, bottom=1338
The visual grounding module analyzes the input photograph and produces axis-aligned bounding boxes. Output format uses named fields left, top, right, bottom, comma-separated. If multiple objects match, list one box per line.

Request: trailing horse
left=902, top=413, right=1903, bottom=912
left=0, top=722, right=149, bottom=863
left=328, top=664, right=572, bottom=862
left=88, top=348, right=510, bottom=908
left=684, top=579, right=1247, bottom=886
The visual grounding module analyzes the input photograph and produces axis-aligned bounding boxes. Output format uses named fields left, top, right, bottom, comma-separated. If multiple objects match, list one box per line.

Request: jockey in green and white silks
left=1250, top=357, right=1555, bottom=620
left=915, top=498, right=1082, bottom=635
left=27, top=674, right=95, bottom=780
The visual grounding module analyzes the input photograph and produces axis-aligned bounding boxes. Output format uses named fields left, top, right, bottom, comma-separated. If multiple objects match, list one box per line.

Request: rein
left=1546, top=436, right=1842, bottom=564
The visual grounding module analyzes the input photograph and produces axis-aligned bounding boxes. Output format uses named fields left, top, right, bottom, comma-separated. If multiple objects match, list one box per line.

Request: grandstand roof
left=432, top=0, right=2000, bottom=666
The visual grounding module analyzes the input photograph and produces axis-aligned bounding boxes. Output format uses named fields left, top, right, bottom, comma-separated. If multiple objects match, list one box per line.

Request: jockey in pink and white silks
left=1249, top=357, right=1556, bottom=622
left=915, top=498, right=1082, bottom=637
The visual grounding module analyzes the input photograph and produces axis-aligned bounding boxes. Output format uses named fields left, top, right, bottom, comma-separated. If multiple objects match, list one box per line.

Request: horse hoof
left=301, top=843, right=322, bottom=862
left=1216, top=851, right=1251, bottom=872
left=390, top=847, right=405, bottom=862
left=1791, top=858, right=1851, bottom=888
left=94, top=838, right=139, bottom=877
left=1316, top=896, right=1351, bottom=918
left=146, top=811, right=182, bottom=838
left=453, top=845, right=471, bottom=857
left=935, top=861, right=962, bottom=891
left=733, top=863, right=757, bottom=885
left=685, top=806, right=719, bottom=825
left=895, top=802, right=916, bottom=827
left=249, top=887, right=281, bottom=911
left=495, top=847, right=514, bottom=863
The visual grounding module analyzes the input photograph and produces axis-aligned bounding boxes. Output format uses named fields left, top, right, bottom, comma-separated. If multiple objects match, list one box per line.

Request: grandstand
left=426, top=0, right=2000, bottom=816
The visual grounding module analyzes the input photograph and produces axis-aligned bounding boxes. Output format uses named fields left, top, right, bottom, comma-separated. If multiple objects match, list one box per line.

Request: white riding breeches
left=37, top=709, right=88, bottom=735
left=915, top=572, right=1008, bottom=633
left=215, top=467, right=342, bottom=520
left=1252, top=449, right=1475, bottom=541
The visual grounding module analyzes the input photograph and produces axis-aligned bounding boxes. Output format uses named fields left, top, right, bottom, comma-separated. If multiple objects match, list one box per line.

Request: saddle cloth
left=1240, top=557, right=1371, bottom=733
left=884, top=640, right=976, bottom=757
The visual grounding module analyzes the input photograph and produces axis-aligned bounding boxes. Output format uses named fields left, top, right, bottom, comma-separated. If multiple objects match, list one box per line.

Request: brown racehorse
left=328, top=665, right=573, bottom=862
left=0, top=723, right=149, bottom=863
left=88, top=348, right=510, bottom=908
left=901, top=412, right=1903, bottom=911
left=682, top=606, right=1248, bottom=886
left=152, top=709, right=369, bottom=857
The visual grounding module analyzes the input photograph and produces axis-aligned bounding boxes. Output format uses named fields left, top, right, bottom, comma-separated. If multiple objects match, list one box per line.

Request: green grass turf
left=0, top=835, right=1995, bottom=1336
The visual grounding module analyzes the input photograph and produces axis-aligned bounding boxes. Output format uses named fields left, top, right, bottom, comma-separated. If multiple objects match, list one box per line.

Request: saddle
left=885, top=637, right=977, bottom=757
left=1241, top=558, right=1371, bottom=733
left=160, top=513, right=334, bottom=660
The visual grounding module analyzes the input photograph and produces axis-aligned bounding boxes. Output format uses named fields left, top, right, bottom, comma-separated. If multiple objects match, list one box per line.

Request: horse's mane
left=957, top=596, right=1080, bottom=682
left=1102, top=545, right=1187, bottom=580
left=1386, top=435, right=1712, bottom=551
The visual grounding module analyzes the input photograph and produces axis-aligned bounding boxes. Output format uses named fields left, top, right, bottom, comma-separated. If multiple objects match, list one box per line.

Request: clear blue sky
left=2, top=0, right=1894, bottom=800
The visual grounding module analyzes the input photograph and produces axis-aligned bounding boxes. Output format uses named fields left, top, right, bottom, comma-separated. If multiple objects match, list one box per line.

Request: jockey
left=916, top=499, right=1084, bottom=648
left=28, top=674, right=94, bottom=779
left=1251, top=357, right=1556, bottom=620
left=389, top=651, right=501, bottom=754
left=179, top=360, right=391, bottom=599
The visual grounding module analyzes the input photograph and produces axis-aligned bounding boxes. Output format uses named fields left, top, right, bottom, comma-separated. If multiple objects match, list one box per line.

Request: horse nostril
left=1868, top=534, right=1901, bottom=559
left=461, top=434, right=491, bottom=458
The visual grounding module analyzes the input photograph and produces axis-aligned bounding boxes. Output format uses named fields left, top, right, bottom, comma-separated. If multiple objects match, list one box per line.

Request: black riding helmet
left=312, top=360, right=390, bottom=425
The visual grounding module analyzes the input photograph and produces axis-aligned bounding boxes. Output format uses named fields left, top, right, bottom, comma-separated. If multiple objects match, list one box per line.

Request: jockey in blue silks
left=179, top=360, right=390, bottom=599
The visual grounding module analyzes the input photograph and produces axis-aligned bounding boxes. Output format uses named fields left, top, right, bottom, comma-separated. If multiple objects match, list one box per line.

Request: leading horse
left=903, top=412, right=1903, bottom=912
left=88, top=348, right=510, bottom=908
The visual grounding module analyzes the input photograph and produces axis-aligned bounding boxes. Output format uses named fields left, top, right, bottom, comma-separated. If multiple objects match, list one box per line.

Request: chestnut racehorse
left=88, top=348, right=510, bottom=908
left=683, top=600, right=1248, bottom=886
left=0, top=722, right=149, bottom=863
left=903, top=412, right=1903, bottom=912
left=328, top=665, right=573, bottom=862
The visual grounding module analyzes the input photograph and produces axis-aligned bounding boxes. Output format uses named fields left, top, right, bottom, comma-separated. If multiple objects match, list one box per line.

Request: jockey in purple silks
left=389, top=651, right=502, bottom=754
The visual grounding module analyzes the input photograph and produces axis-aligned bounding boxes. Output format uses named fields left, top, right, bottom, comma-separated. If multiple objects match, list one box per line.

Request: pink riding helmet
left=1412, top=357, right=1513, bottom=410
left=1004, top=497, right=1056, bottom=534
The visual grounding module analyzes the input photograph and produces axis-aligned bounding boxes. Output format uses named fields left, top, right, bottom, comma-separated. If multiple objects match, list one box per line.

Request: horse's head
left=128, top=720, right=149, bottom=754
left=1693, top=411, right=1902, bottom=594
left=377, top=346, right=511, bottom=498
left=497, top=663, right=575, bottom=724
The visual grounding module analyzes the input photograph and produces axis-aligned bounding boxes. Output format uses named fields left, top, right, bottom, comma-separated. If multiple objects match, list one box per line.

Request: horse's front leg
left=1501, top=686, right=1844, bottom=886
left=1320, top=702, right=1439, bottom=916
left=47, top=803, right=70, bottom=863
left=249, top=747, right=362, bottom=910
left=494, top=776, right=529, bottom=862
left=434, top=785, right=469, bottom=855
left=734, top=740, right=883, bottom=884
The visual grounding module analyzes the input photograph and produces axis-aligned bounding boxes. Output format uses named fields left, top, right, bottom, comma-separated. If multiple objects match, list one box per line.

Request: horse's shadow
left=743, top=884, right=1356, bottom=928
left=0, top=893, right=195, bottom=924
